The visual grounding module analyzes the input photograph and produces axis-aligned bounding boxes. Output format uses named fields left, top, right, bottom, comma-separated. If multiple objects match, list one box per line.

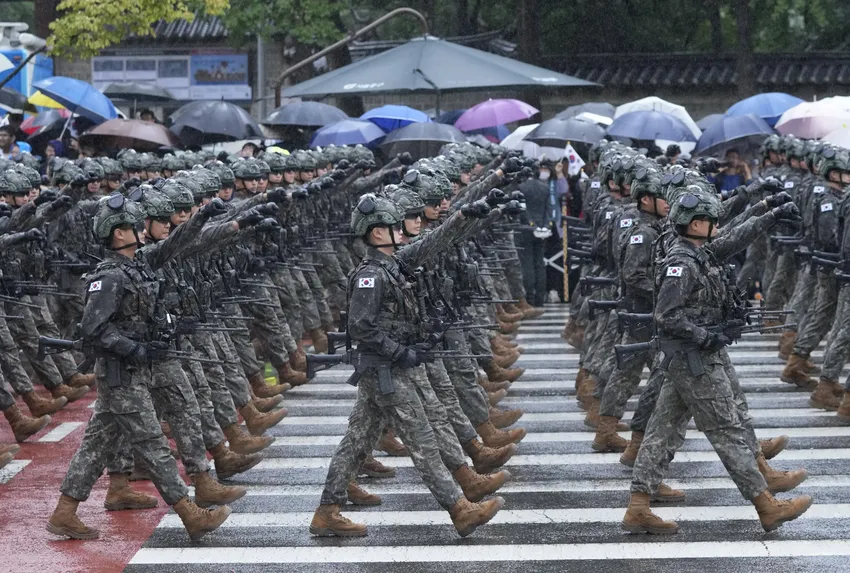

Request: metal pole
left=256, top=34, right=266, bottom=120
left=273, top=8, right=429, bottom=107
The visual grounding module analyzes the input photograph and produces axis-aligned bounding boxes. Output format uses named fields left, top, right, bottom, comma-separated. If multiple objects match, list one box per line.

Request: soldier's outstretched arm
left=142, top=209, right=206, bottom=270
left=397, top=211, right=471, bottom=269
left=710, top=208, right=778, bottom=262
left=719, top=198, right=769, bottom=232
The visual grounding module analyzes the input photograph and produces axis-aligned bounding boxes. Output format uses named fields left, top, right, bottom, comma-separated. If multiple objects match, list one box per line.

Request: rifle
left=579, top=276, right=618, bottom=296
left=616, top=312, right=653, bottom=339
left=588, top=299, right=619, bottom=319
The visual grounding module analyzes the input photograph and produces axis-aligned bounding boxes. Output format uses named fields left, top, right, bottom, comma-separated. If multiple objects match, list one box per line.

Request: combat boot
left=50, top=383, right=88, bottom=402
left=309, top=504, right=367, bottom=537
left=240, top=402, right=287, bottom=436
left=777, top=330, right=796, bottom=360
left=620, top=431, right=644, bottom=467
left=478, top=376, right=510, bottom=393
left=621, top=492, right=679, bottom=535
left=251, top=392, right=283, bottom=413
left=759, top=435, right=789, bottom=460
left=0, top=451, right=13, bottom=470
left=347, top=482, right=381, bottom=506
left=805, top=359, right=821, bottom=374
left=566, top=325, right=585, bottom=349
left=591, top=416, right=628, bottom=453
left=810, top=378, right=841, bottom=411
left=477, top=421, right=526, bottom=448
left=248, top=370, right=288, bottom=398
left=574, top=367, right=586, bottom=390
left=838, top=392, right=850, bottom=420
left=103, top=473, right=158, bottom=511
left=192, top=471, right=247, bottom=508
left=496, top=304, right=523, bottom=323
left=3, top=405, right=50, bottom=442
left=223, top=423, right=274, bottom=454
left=651, top=482, right=685, bottom=503
left=483, top=362, right=524, bottom=383
left=577, top=373, right=596, bottom=409
left=291, top=342, right=307, bottom=372
left=22, top=390, right=67, bottom=417
left=454, top=464, right=510, bottom=502
left=278, top=363, right=308, bottom=387
left=756, top=453, right=808, bottom=493
left=359, top=455, right=396, bottom=478
left=495, top=334, right=519, bottom=349
left=488, top=389, right=508, bottom=406
left=517, top=297, right=545, bottom=319
left=780, top=354, right=815, bottom=389
left=498, top=320, right=519, bottom=335
left=450, top=496, right=505, bottom=537
left=493, top=350, right=520, bottom=369
left=561, top=319, right=576, bottom=342
left=309, top=328, right=329, bottom=354
left=490, top=338, right=514, bottom=356
left=210, top=442, right=262, bottom=480
left=0, top=443, right=21, bottom=456
left=67, top=373, right=95, bottom=389
left=376, top=429, right=409, bottom=457
left=489, top=407, right=523, bottom=429
left=172, top=496, right=232, bottom=541
left=463, top=438, right=517, bottom=474
left=46, top=495, right=100, bottom=540
left=752, top=490, right=813, bottom=532
left=584, top=397, right=601, bottom=428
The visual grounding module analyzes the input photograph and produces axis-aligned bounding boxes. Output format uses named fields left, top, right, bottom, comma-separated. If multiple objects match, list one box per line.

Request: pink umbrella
left=454, top=98, right=539, bottom=131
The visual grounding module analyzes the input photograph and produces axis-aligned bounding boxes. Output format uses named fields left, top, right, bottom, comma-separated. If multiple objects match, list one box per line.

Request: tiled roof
left=125, top=13, right=228, bottom=43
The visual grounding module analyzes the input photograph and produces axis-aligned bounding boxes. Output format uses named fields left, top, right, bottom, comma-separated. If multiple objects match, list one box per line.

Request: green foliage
left=0, top=2, right=35, bottom=30
left=220, top=0, right=345, bottom=47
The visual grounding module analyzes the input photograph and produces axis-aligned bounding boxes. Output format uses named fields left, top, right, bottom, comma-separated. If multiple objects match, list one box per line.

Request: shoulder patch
left=629, top=234, right=644, bottom=244
left=784, top=181, right=795, bottom=189
left=357, top=277, right=375, bottom=289
left=591, top=181, right=601, bottom=189
left=619, top=218, right=633, bottom=228
left=813, top=185, right=825, bottom=194
left=821, top=203, right=834, bottom=212
left=88, top=280, right=102, bottom=292
left=605, top=211, right=613, bottom=220
left=666, top=266, right=683, bottom=277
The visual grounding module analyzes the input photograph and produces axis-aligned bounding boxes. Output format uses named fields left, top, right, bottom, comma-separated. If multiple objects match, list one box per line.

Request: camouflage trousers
left=31, top=295, right=80, bottom=381
left=5, top=297, right=65, bottom=389
left=224, top=302, right=263, bottom=378
left=793, top=271, right=838, bottom=357
left=631, top=350, right=767, bottom=500
left=425, top=358, right=479, bottom=445
left=761, top=239, right=780, bottom=295
left=189, top=330, right=245, bottom=428
left=0, top=373, right=15, bottom=410
left=269, top=266, right=305, bottom=344
left=240, top=276, right=293, bottom=369
left=181, top=336, right=228, bottom=449
left=586, top=309, right=619, bottom=380
left=764, top=249, right=798, bottom=311
left=599, top=332, right=653, bottom=419
left=0, top=315, right=33, bottom=396
left=320, top=364, right=464, bottom=509
left=501, top=243, right=527, bottom=301
left=287, top=266, right=322, bottom=333
left=302, top=265, right=334, bottom=329
left=629, top=360, right=664, bottom=433
left=785, top=263, right=817, bottom=332
left=46, top=271, right=86, bottom=340
left=443, top=329, right=490, bottom=427
left=821, top=285, right=850, bottom=382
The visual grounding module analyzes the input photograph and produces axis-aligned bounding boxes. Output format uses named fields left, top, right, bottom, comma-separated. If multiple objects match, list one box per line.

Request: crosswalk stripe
left=0, top=460, right=30, bottom=484
left=37, top=422, right=84, bottom=443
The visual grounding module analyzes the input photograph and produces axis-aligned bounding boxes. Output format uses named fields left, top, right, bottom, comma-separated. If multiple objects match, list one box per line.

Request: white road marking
left=37, top=422, right=83, bottom=443
left=0, top=460, right=30, bottom=484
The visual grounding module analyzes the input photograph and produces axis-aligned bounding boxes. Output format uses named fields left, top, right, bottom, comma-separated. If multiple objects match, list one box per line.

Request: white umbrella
left=0, top=54, right=13, bottom=74
left=775, top=100, right=850, bottom=139
left=575, top=111, right=613, bottom=126
left=500, top=123, right=539, bottom=150
left=614, top=96, right=701, bottom=139
left=821, top=127, right=850, bottom=149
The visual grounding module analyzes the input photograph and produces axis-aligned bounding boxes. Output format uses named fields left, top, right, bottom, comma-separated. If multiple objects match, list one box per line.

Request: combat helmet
left=231, top=158, right=262, bottom=180
left=12, top=164, right=40, bottom=189
left=816, top=146, right=850, bottom=179
left=759, top=134, right=782, bottom=163
left=159, top=179, right=194, bottom=211
left=388, top=184, right=425, bottom=217
left=630, top=165, right=665, bottom=203
left=400, top=169, right=446, bottom=205
left=208, top=160, right=235, bottom=187
left=119, top=149, right=144, bottom=173
left=668, top=183, right=721, bottom=226
left=78, top=158, right=105, bottom=182
left=137, top=186, right=175, bottom=219
left=162, top=154, right=186, bottom=174
left=16, top=152, right=40, bottom=171
left=93, top=192, right=146, bottom=240
left=351, top=193, right=403, bottom=238
left=0, top=169, right=30, bottom=196
left=263, top=152, right=288, bottom=173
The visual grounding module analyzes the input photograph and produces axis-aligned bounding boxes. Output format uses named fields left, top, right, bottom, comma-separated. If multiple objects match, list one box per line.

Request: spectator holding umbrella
left=516, top=160, right=557, bottom=307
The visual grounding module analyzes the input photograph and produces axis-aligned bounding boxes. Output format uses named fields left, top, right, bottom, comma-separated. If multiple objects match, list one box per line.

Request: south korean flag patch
left=357, top=277, right=375, bottom=289
left=821, top=203, right=834, bottom=212
left=630, top=234, right=644, bottom=245
left=88, top=280, right=102, bottom=292
left=620, top=218, right=633, bottom=228
left=813, top=185, right=825, bottom=194
left=666, top=266, right=683, bottom=277
left=784, top=181, right=795, bottom=189
left=591, top=181, right=601, bottom=189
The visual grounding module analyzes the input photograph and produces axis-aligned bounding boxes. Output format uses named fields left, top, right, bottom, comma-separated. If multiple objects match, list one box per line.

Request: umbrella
left=614, top=96, right=701, bottom=139
left=379, top=122, right=466, bottom=160
left=500, top=124, right=539, bottom=151
left=607, top=110, right=698, bottom=142
left=696, top=113, right=725, bottom=130
left=693, top=114, right=775, bottom=157
left=455, top=98, right=538, bottom=131
left=0, top=88, right=36, bottom=115
left=726, top=93, right=804, bottom=127
left=821, top=127, right=850, bottom=149
left=28, top=91, right=64, bottom=109
left=80, top=118, right=181, bottom=151
left=361, top=105, right=431, bottom=132
left=20, top=109, right=72, bottom=135
left=32, top=76, right=118, bottom=123
left=775, top=100, right=850, bottom=139
left=464, top=125, right=510, bottom=143
left=26, top=118, right=69, bottom=155
left=555, top=102, right=615, bottom=120
left=0, top=54, right=12, bottom=74
left=281, top=35, right=597, bottom=99
left=436, top=109, right=467, bottom=125
left=102, top=82, right=176, bottom=102
left=525, top=117, right=605, bottom=147
left=263, top=101, right=348, bottom=128
left=168, top=100, right=263, bottom=147
left=574, top=112, right=613, bottom=127
left=310, top=119, right=385, bottom=147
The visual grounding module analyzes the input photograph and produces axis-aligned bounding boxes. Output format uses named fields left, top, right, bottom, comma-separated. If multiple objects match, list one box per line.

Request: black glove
left=485, top=188, right=507, bottom=207
left=34, top=188, right=58, bottom=206
left=200, top=197, right=227, bottom=219
left=119, top=177, right=141, bottom=194
left=292, top=188, right=309, bottom=200
left=771, top=202, right=802, bottom=224
left=355, top=159, right=371, bottom=170
left=70, top=173, right=88, bottom=189
left=330, top=169, right=347, bottom=181
left=765, top=191, right=793, bottom=208
left=702, top=332, right=731, bottom=351
left=266, top=187, right=289, bottom=203
left=394, top=345, right=423, bottom=368
left=0, top=203, right=11, bottom=218
left=24, top=228, right=46, bottom=242
left=519, top=166, right=534, bottom=179
left=510, top=190, right=526, bottom=202
left=145, top=341, right=170, bottom=361
left=501, top=200, right=525, bottom=215
left=461, top=200, right=490, bottom=219
left=237, top=209, right=263, bottom=230
left=398, top=152, right=414, bottom=166
left=319, top=177, right=335, bottom=190
left=52, top=195, right=73, bottom=210
left=148, top=177, right=165, bottom=188
left=255, top=218, right=281, bottom=232
left=695, top=158, right=721, bottom=174
left=126, top=344, right=148, bottom=366
left=759, top=176, right=784, bottom=195
left=307, top=182, right=323, bottom=194
left=256, top=202, right=279, bottom=217
left=500, top=157, right=522, bottom=174
left=336, top=159, right=351, bottom=170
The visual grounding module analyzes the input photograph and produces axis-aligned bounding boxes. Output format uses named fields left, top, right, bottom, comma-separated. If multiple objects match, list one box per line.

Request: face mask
left=539, top=171, right=551, bottom=181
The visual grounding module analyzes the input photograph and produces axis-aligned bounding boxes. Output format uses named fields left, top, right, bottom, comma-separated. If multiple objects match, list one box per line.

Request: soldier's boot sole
left=358, top=468, right=396, bottom=478
left=309, top=525, right=368, bottom=537
left=46, top=522, right=100, bottom=540
left=104, top=498, right=159, bottom=511
left=620, top=520, right=679, bottom=535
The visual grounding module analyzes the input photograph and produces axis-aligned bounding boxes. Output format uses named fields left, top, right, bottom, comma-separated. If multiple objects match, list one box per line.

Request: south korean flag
left=666, top=266, right=683, bottom=277
left=357, top=277, right=375, bottom=289
left=630, top=234, right=644, bottom=245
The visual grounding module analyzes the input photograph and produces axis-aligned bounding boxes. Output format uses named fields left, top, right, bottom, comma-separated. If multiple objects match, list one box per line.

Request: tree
left=48, top=0, right=229, bottom=58
left=220, top=0, right=345, bottom=48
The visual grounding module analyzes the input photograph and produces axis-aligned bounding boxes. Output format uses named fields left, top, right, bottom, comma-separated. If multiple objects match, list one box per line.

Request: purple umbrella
left=454, top=98, right=539, bottom=131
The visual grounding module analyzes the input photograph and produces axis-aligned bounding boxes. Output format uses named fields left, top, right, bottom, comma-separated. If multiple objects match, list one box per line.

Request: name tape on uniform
left=630, top=235, right=644, bottom=244
left=666, top=266, right=683, bottom=277
left=357, top=277, right=375, bottom=289
left=89, top=281, right=102, bottom=292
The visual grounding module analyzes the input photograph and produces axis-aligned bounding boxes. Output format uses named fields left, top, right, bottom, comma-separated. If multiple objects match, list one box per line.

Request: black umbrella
left=168, top=100, right=263, bottom=147
left=0, top=87, right=36, bottom=114
left=102, top=82, right=176, bottom=102
left=263, top=101, right=348, bottom=127
left=525, top=117, right=606, bottom=146
left=380, top=122, right=467, bottom=160
left=26, top=118, right=68, bottom=155
left=555, top=102, right=616, bottom=120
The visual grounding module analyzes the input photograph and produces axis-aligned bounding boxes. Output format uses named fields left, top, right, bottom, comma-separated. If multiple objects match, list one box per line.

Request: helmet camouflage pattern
left=138, top=186, right=175, bottom=219
left=0, top=169, right=30, bottom=195
left=668, top=183, right=721, bottom=226
left=159, top=179, right=194, bottom=210
left=351, top=193, right=403, bottom=237
left=387, top=184, right=425, bottom=216
left=93, top=193, right=146, bottom=239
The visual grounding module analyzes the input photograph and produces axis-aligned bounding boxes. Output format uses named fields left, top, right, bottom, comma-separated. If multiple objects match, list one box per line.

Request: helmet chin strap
left=369, top=225, right=401, bottom=250
left=111, top=226, right=145, bottom=251
left=683, top=220, right=715, bottom=243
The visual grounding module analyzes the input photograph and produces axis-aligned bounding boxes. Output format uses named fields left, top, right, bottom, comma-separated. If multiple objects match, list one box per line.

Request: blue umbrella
left=361, top=105, right=431, bottom=132
left=693, top=113, right=775, bottom=157
left=726, top=93, right=804, bottom=127
left=310, top=119, right=385, bottom=147
left=696, top=113, right=725, bottom=130
left=606, top=110, right=697, bottom=142
left=32, top=76, right=118, bottom=124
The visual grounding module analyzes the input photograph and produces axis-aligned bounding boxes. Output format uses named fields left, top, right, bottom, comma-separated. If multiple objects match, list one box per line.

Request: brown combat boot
left=584, top=397, right=601, bottom=428
left=249, top=371, right=290, bottom=398
left=484, top=362, right=524, bottom=383
left=780, top=354, right=816, bottom=389
left=463, top=438, right=517, bottom=474
left=839, top=392, right=850, bottom=420
left=210, top=442, right=262, bottom=480
left=3, top=405, right=50, bottom=442
left=752, top=490, right=813, bottom=532
left=496, top=305, right=524, bottom=324
left=0, top=443, right=21, bottom=457
left=810, top=377, right=842, bottom=411
left=251, top=392, right=283, bottom=413
left=517, top=297, right=545, bottom=319
left=291, top=342, right=307, bottom=372
left=240, top=402, right=287, bottom=436
left=777, top=330, right=796, bottom=360
left=309, top=504, right=367, bottom=537
left=562, top=320, right=576, bottom=342
left=493, top=350, right=520, bottom=369
left=103, top=473, right=159, bottom=511
left=347, top=482, right=381, bottom=506
left=0, top=451, right=13, bottom=470
left=223, top=423, right=274, bottom=454
left=756, top=453, right=808, bottom=493
left=488, top=389, right=508, bottom=406
left=621, top=491, right=679, bottom=535
left=489, top=407, right=523, bottom=429
left=804, top=359, right=821, bottom=374
left=278, top=363, right=308, bottom=387
left=192, top=471, right=247, bottom=508
left=498, top=320, right=520, bottom=335
left=491, top=336, right=520, bottom=355
left=309, top=328, right=329, bottom=354
left=376, top=429, right=409, bottom=457
left=620, top=431, right=644, bottom=467
left=359, top=455, right=396, bottom=478
left=760, top=435, right=789, bottom=460
left=577, top=373, right=596, bottom=409
left=591, top=416, right=628, bottom=453
left=651, top=482, right=686, bottom=503
left=574, top=367, right=586, bottom=391
left=46, top=495, right=100, bottom=539
left=22, top=390, right=67, bottom=417
left=477, top=421, right=526, bottom=448
left=454, top=464, right=510, bottom=502
left=172, top=496, right=232, bottom=541
left=566, top=325, right=585, bottom=349
left=67, top=373, right=95, bottom=389
left=50, top=383, right=88, bottom=402
left=478, top=376, right=510, bottom=393
left=450, top=496, right=505, bottom=538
